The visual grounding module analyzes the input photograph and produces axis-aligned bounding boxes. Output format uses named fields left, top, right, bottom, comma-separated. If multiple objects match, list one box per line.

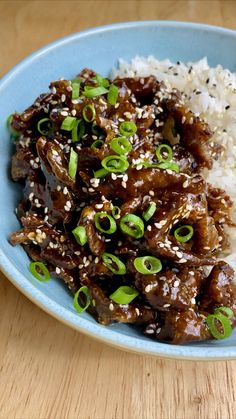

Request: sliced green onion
left=91, top=123, right=103, bottom=136
left=6, top=114, right=20, bottom=138
left=72, top=119, right=85, bottom=142
left=107, top=85, right=119, bottom=105
left=101, top=155, right=129, bottom=173
left=72, top=226, right=88, bottom=246
left=143, top=202, right=157, bottom=222
left=119, top=121, right=137, bottom=137
left=71, top=81, right=80, bottom=100
left=61, top=116, right=77, bottom=131
left=7, top=114, right=13, bottom=126
left=82, top=104, right=96, bottom=122
left=120, top=214, right=144, bottom=239
left=91, top=139, right=104, bottom=149
left=134, top=256, right=162, bottom=275
left=37, top=118, right=55, bottom=135
left=110, top=137, right=132, bottom=155
left=102, top=252, right=126, bottom=275
left=206, top=313, right=232, bottom=340
left=174, top=225, right=194, bottom=243
left=94, top=212, right=117, bottom=234
left=110, top=286, right=139, bottom=304
left=73, top=286, right=91, bottom=314
left=112, top=206, right=121, bottom=220
left=68, top=148, right=78, bottom=180
left=94, top=168, right=109, bottom=178
left=156, top=144, right=173, bottom=162
left=156, top=161, right=180, bottom=173
left=29, top=261, right=50, bottom=282
left=83, top=85, right=108, bottom=98
left=215, top=307, right=234, bottom=319
left=93, top=74, right=110, bottom=88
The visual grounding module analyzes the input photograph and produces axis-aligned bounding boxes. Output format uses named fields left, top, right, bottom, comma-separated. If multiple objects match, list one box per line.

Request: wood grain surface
left=1, top=1, right=236, bottom=418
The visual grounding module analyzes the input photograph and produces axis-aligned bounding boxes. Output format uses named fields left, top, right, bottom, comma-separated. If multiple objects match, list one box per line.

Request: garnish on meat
left=9, top=70, right=236, bottom=344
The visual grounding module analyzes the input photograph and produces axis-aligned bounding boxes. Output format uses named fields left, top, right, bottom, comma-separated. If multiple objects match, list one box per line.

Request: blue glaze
left=0, top=21, right=236, bottom=360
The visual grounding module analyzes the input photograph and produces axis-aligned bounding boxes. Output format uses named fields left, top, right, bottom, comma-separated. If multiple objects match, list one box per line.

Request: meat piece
left=200, top=261, right=236, bottom=321
left=144, top=309, right=211, bottom=343
left=81, top=276, right=156, bottom=326
left=132, top=266, right=203, bottom=311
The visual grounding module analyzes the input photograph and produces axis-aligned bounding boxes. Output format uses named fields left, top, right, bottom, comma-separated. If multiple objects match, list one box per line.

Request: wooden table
left=1, top=1, right=236, bottom=418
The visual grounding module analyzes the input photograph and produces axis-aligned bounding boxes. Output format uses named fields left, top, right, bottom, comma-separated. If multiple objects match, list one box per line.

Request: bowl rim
left=1, top=20, right=236, bottom=360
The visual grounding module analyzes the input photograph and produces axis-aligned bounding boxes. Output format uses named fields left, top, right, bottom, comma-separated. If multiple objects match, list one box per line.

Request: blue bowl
left=1, top=21, right=236, bottom=360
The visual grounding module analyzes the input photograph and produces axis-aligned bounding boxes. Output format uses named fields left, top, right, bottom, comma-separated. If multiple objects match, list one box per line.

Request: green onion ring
left=109, top=286, right=139, bottom=304
left=91, top=139, right=104, bottom=149
left=110, top=137, right=132, bottom=155
left=73, top=286, right=91, bottom=314
left=102, top=252, right=126, bottom=275
left=119, top=121, right=137, bottom=137
left=68, top=148, right=78, bottom=180
left=83, top=86, right=108, bottom=98
left=101, top=155, right=129, bottom=173
left=107, top=85, right=119, bottom=106
left=112, top=206, right=121, bottom=220
left=120, top=214, right=144, bottom=239
left=29, top=261, right=50, bottom=282
left=214, top=307, right=234, bottom=319
left=93, top=168, right=109, bottom=178
left=156, top=144, right=173, bottom=162
left=37, top=118, right=55, bottom=135
left=82, top=104, right=96, bottom=122
left=143, top=202, right=157, bottom=222
left=206, top=313, right=232, bottom=340
left=134, top=256, right=162, bottom=275
left=72, top=226, right=88, bottom=246
left=94, top=212, right=117, bottom=234
left=72, top=119, right=85, bottom=142
left=174, top=225, right=194, bottom=243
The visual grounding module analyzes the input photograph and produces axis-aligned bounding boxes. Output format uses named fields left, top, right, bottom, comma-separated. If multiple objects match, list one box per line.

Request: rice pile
left=113, top=56, right=236, bottom=269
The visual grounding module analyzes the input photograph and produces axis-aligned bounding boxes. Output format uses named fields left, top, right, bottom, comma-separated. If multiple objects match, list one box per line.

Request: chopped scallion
left=68, top=148, right=78, bottom=180
left=61, top=116, right=77, bottom=131
left=134, top=256, right=162, bottom=275
left=82, top=104, right=96, bottom=122
left=83, top=85, right=108, bottom=98
left=101, top=155, right=129, bottom=173
left=109, top=286, right=139, bottom=304
left=102, top=252, right=126, bottom=275
left=143, top=202, right=157, bottom=222
left=72, top=226, right=88, bottom=246
left=174, top=225, right=194, bottom=243
left=29, top=261, right=50, bottom=282
left=73, top=286, right=91, bottom=314
left=119, top=121, right=137, bottom=137
left=94, top=212, right=117, bottom=234
left=110, top=136, right=132, bottom=155
left=107, top=84, right=119, bottom=105
left=120, top=214, right=144, bottom=239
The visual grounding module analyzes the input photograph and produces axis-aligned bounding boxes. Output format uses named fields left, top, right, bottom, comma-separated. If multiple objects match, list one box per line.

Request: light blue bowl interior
left=1, top=21, right=236, bottom=359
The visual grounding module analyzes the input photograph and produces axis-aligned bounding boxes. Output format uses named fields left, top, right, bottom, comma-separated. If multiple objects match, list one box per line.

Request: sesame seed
left=78, top=264, right=84, bottom=269
left=71, top=109, right=76, bottom=116
left=178, top=258, right=187, bottom=263
left=56, top=267, right=61, bottom=274
left=57, top=185, right=61, bottom=191
left=94, top=257, right=99, bottom=264
left=121, top=181, right=127, bottom=188
left=191, top=297, right=196, bottom=304
left=61, top=111, right=68, bottom=116
left=111, top=173, right=117, bottom=180
left=145, top=285, right=152, bottom=293
left=149, top=190, right=155, bottom=196
left=145, top=328, right=155, bottom=335
left=173, top=280, right=180, bottom=287
left=61, top=94, right=66, bottom=102
left=147, top=225, right=152, bottom=231
left=66, top=201, right=71, bottom=208
left=135, top=308, right=140, bottom=316
left=123, top=174, right=128, bottom=182
left=163, top=303, right=170, bottom=308
left=156, top=327, right=161, bottom=335
left=109, top=303, right=114, bottom=311
left=176, top=251, right=183, bottom=259
left=63, top=187, right=68, bottom=195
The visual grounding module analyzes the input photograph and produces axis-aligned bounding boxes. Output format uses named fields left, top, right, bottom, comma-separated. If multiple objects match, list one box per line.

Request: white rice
left=113, top=56, right=236, bottom=269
